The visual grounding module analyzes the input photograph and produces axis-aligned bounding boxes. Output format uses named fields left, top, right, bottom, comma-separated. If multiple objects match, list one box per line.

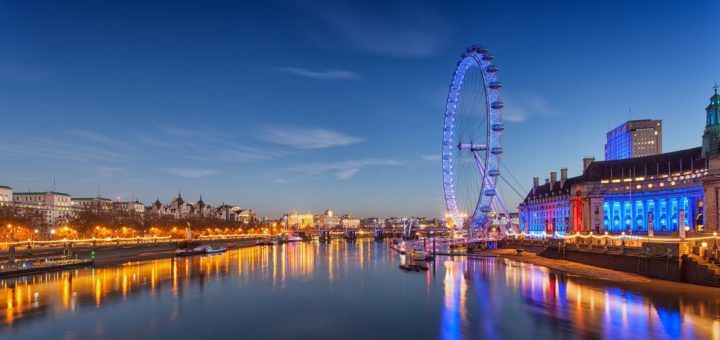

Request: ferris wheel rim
left=442, top=45, right=504, bottom=232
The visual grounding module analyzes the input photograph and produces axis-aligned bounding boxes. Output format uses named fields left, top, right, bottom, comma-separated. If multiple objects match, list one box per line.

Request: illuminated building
left=316, top=209, right=340, bottom=228
left=340, top=215, right=360, bottom=229
left=520, top=88, right=720, bottom=235
left=285, top=211, right=314, bottom=229
left=701, top=84, right=720, bottom=157
left=0, top=185, right=12, bottom=206
left=13, top=191, right=74, bottom=226
left=112, top=200, right=145, bottom=214
left=605, top=119, right=662, bottom=160
left=72, top=197, right=113, bottom=212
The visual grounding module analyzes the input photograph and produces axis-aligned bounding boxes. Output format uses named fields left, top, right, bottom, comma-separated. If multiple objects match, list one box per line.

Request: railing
left=0, top=234, right=270, bottom=250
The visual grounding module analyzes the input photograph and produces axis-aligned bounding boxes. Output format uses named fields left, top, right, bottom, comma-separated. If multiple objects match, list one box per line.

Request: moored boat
left=399, top=263, right=428, bottom=272
left=175, top=245, right=227, bottom=257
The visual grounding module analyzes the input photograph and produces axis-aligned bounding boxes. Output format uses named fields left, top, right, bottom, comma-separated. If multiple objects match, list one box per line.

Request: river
left=1, top=239, right=719, bottom=339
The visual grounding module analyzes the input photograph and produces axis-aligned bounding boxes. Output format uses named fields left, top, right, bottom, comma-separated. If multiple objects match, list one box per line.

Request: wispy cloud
left=280, top=159, right=402, bottom=181
left=503, top=94, right=562, bottom=123
left=421, top=154, right=440, bottom=161
left=295, top=1, right=451, bottom=58
left=275, top=67, right=359, bottom=80
left=136, top=123, right=274, bottom=162
left=0, top=137, right=127, bottom=163
left=165, top=168, right=218, bottom=178
left=258, top=126, right=364, bottom=150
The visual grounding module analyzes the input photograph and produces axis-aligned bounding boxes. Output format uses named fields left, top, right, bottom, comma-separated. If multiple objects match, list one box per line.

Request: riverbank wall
left=0, top=238, right=261, bottom=266
left=500, top=239, right=720, bottom=288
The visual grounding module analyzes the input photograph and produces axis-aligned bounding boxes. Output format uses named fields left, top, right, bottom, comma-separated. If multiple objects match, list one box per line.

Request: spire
left=714, top=82, right=718, bottom=95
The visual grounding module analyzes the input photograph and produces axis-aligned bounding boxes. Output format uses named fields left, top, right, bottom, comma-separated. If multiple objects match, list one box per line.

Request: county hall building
left=519, top=87, right=720, bottom=235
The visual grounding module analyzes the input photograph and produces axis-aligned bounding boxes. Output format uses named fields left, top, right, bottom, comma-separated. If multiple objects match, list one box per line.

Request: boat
left=287, top=235, right=303, bottom=242
left=176, top=245, right=227, bottom=257
left=408, top=249, right=434, bottom=261
left=399, top=263, right=428, bottom=272
left=255, top=239, right=274, bottom=246
left=205, top=246, right=227, bottom=254
left=0, top=257, right=93, bottom=279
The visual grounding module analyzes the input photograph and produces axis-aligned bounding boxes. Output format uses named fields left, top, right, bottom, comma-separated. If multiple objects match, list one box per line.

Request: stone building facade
left=520, top=88, right=717, bottom=235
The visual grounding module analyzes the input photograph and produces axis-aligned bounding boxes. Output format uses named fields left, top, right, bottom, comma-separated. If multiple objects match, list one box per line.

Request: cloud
left=258, top=126, right=364, bottom=149
left=421, top=154, right=441, bottom=161
left=165, top=168, right=218, bottom=178
left=275, top=67, right=359, bottom=80
left=502, top=94, right=562, bottom=123
left=136, top=123, right=274, bottom=162
left=294, top=1, right=451, bottom=57
left=0, top=137, right=127, bottom=163
left=280, top=159, right=402, bottom=181
left=504, top=113, right=528, bottom=123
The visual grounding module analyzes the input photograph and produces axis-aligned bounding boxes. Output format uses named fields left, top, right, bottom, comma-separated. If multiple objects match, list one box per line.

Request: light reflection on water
left=0, top=239, right=719, bottom=339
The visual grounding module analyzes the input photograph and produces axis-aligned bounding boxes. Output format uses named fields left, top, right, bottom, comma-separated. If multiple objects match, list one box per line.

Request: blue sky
left=1, top=0, right=719, bottom=217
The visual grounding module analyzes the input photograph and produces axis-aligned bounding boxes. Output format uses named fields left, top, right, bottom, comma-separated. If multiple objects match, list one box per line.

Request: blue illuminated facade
left=601, top=187, right=702, bottom=233
left=519, top=147, right=707, bottom=235
left=520, top=88, right=720, bottom=235
left=605, top=120, right=662, bottom=161
left=605, top=127, right=632, bottom=161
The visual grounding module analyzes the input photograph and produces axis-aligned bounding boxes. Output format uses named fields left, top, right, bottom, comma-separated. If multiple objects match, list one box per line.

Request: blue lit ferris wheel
left=442, top=44, right=508, bottom=233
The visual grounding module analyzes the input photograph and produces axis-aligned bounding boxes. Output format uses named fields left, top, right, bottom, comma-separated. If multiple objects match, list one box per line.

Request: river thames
left=2, top=239, right=720, bottom=339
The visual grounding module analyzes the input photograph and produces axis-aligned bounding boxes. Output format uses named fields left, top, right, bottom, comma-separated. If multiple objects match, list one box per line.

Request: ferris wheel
left=442, top=44, right=510, bottom=234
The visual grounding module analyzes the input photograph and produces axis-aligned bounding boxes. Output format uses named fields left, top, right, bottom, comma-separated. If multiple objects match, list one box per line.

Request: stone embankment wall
left=500, top=239, right=720, bottom=287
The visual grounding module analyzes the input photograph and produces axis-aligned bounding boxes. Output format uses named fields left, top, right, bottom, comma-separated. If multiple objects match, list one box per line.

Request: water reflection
left=437, top=257, right=720, bottom=339
left=0, top=239, right=719, bottom=339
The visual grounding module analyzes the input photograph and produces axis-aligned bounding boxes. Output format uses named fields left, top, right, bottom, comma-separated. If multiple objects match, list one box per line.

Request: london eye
left=442, top=44, right=510, bottom=234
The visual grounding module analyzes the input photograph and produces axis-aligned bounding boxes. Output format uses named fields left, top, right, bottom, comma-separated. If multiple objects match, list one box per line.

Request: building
left=520, top=90, right=720, bottom=235
left=700, top=85, right=720, bottom=232
left=72, top=197, right=113, bottom=212
left=316, top=209, right=340, bottom=229
left=0, top=185, right=12, bottom=206
left=605, top=119, right=662, bottom=160
left=13, top=191, right=74, bottom=226
left=340, top=215, right=361, bottom=229
left=112, top=200, right=145, bottom=214
left=285, top=212, right=314, bottom=229
left=702, top=85, right=720, bottom=157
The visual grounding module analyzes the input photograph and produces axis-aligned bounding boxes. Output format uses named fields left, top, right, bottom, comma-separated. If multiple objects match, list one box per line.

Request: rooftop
left=14, top=191, right=70, bottom=197
left=523, top=147, right=705, bottom=204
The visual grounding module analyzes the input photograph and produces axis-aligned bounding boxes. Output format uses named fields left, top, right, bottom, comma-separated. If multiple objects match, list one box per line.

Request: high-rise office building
left=605, top=119, right=662, bottom=160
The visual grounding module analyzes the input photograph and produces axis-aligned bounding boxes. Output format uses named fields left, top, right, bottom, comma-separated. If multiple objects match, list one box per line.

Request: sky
left=1, top=0, right=719, bottom=218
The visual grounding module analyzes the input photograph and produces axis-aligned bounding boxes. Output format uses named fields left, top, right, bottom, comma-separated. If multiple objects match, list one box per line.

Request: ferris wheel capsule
left=492, top=123, right=505, bottom=131
left=488, top=81, right=503, bottom=89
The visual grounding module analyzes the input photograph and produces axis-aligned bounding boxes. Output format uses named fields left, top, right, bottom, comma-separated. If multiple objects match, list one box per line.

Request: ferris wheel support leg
left=494, top=191, right=512, bottom=234
left=471, top=151, right=494, bottom=235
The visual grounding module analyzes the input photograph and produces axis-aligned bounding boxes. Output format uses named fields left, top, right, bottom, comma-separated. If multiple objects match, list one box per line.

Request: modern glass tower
left=605, top=119, right=662, bottom=160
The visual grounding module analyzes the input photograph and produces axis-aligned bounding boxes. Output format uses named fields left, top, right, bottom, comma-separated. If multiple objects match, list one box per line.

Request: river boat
left=176, top=245, right=227, bottom=257
left=399, top=263, right=428, bottom=272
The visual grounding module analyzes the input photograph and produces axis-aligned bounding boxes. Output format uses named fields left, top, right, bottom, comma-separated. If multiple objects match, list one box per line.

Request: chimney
left=545, top=178, right=550, bottom=186
left=532, top=177, right=539, bottom=194
left=550, top=171, right=557, bottom=189
left=583, top=157, right=595, bottom=172
left=560, top=168, right=568, bottom=187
